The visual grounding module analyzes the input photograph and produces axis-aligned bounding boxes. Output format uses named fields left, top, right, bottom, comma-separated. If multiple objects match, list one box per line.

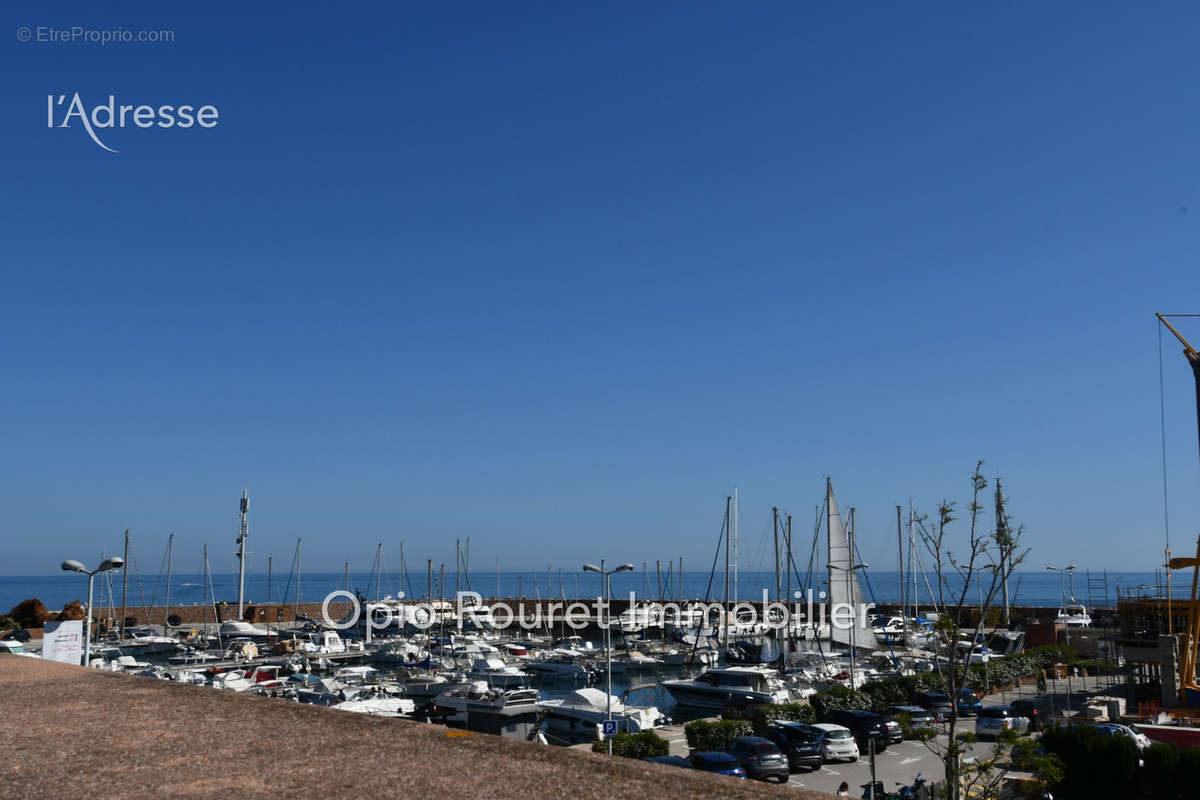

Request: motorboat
left=526, top=654, right=599, bottom=682
left=538, top=687, right=665, bottom=743
left=167, top=649, right=224, bottom=667
left=662, top=666, right=792, bottom=710
left=332, top=685, right=416, bottom=717
left=465, top=657, right=532, bottom=688
left=432, top=681, right=539, bottom=725
left=1056, top=604, right=1092, bottom=627
left=218, top=620, right=272, bottom=641
left=333, top=665, right=379, bottom=684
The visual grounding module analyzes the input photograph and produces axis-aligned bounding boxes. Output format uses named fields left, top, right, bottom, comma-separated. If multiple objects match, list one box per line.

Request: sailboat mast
left=295, top=538, right=302, bottom=621
left=733, top=487, right=739, bottom=603
left=237, top=490, right=249, bottom=619
left=896, top=506, right=904, bottom=624
left=908, top=501, right=917, bottom=622
left=164, top=533, right=174, bottom=628
left=375, top=542, right=383, bottom=602
left=784, top=513, right=792, bottom=655
left=773, top=507, right=781, bottom=604
left=120, top=529, right=129, bottom=640
left=723, top=495, right=731, bottom=650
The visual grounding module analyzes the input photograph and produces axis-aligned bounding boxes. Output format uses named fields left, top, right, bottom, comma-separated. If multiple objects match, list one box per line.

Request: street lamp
left=583, top=560, right=634, bottom=755
left=830, top=560, right=869, bottom=689
left=61, top=556, right=124, bottom=666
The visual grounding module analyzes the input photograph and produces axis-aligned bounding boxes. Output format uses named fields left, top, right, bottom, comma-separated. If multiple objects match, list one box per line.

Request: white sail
left=826, top=479, right=878, bottom=650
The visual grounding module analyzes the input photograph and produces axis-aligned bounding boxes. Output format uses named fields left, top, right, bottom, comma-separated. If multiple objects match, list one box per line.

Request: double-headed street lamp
left=61, top=557, right=124, bottom=666
left=1046, top=564, right=1078, bottom=607
left=583, top=559, right=634, bottom=755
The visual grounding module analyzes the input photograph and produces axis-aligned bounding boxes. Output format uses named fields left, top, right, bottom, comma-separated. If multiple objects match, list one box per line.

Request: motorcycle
left=860, top=772, right=927, bottom=800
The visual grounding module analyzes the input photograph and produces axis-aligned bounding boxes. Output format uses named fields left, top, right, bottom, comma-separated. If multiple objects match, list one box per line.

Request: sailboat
left=824, top=479, right=878, bottom=657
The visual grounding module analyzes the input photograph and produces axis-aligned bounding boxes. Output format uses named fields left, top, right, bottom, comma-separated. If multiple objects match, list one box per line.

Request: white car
left=1096, top=723, right=1151, bottom=751
left=974, top=706, right=1030, bottom=738
left=810, top=723, right=860, bottom=762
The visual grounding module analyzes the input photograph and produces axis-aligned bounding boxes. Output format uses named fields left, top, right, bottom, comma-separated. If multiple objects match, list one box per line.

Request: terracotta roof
left=0, top=657, right=831, bottom=799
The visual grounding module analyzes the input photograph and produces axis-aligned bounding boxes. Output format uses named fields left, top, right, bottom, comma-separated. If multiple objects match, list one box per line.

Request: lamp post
left=830, top=559, right=869, bottom=689
left=61, top=556, right=124, bottom=666
left=583, top=559, right=634, bottom=755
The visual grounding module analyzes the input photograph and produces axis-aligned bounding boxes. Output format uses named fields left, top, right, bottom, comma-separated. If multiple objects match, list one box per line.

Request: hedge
left=801, top=643, right=1077, bottom=721
left=592, top=730, right=670, bottom=759
left=684, top=719, right=754, bottom=752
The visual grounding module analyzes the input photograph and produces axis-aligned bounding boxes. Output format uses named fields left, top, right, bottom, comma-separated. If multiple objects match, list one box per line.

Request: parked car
left=885, top=705, right=937, bottom=736
left=957, top=688, right=984, bottom=716
left=974, top=706, right=1031, bottom=739
left=688, top=751, right=746, bottom=778
left=642, top=755, right=692, bottom=769
left=827, top=709, right=892, bottom=753
left=809, top=723, right=860, bottom=762
left=916, top=691, right=954, bottom=722
left=762, top=721, right=824, bottom=771
left=2, top=629, right=32, bottom=643
left=876, top=712, right=904, bottom=744
left=1008, top=699, right=1042, bottom=732
left=725, top=736, right=790, bottom=783
left=1096, top=723, right=1152, bottom=751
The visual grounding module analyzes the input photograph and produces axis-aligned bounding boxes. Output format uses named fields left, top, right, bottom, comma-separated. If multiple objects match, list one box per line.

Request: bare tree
left=912, top=460, right=1031, bottom=800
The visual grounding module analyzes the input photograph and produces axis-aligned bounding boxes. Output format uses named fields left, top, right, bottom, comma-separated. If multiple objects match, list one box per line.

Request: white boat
left=465, top=657, right=532, bottom=688
left=526, top=654, right=597, bottom=681
left=332, top=686, right=416, bottom=717
left=539, top=687, right=665, bottom=742
left=218, top=621, right=272, bottom=641
left=211, top=670, right=254, bottom=691
left=432, top=681, right=540, bottom=724
left=662, top=666, right=792, bottom=710
left=0, top=640, right=38, bottom=658
left=333, top=665, right=379, bottom=684
left=1056, top=604, right=1092, bottom=627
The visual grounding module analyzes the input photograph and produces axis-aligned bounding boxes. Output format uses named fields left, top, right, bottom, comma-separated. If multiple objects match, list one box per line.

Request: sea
left=0, top=568, right=1171, bottom=614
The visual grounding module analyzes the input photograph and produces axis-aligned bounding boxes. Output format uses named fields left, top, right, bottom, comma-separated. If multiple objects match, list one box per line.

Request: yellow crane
left=1158, top=313, right=1200, bottom=706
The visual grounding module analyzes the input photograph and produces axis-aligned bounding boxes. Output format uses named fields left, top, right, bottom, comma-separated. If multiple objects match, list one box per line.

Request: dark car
left=1009, top=699, right=1042, bottom=732
left=826, top=709, right=891, bottom=753
left=885, top=705, right=937, bottom=736
left=3, top=629, right=31, bottom=643
left=725, top=736, right=790, bottom=783
left=688, top=751, right=746, bottom=778
left=957, top=688, right=984, bottom=716
left=642, top=755, right=692, bottom=769
left=916, top=691, right=954, bottom=722
left=762, top=721, right=824, bottom=771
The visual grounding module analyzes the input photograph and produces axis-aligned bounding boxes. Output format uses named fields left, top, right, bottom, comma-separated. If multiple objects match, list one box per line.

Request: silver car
left=810, top=723, right=860, bottom=762
left=1096, top=723, right=1152, bottom=750
left=974, top=706, right=1030, bottom=738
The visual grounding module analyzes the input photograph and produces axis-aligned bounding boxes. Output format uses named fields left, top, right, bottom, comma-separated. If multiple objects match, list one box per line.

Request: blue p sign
left=602, top=720, right=618, bottom=736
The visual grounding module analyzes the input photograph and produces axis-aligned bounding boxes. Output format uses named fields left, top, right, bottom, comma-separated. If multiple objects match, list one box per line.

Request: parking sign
left=601, top=720, right=618, bottom=736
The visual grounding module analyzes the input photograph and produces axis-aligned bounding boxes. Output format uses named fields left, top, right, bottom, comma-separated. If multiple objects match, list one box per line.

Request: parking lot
left=785, top=732, right=1000, bottom=795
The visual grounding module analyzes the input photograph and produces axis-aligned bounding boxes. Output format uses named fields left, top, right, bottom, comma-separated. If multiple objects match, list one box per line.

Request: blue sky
left=3, top=2, right=1200, bottom=578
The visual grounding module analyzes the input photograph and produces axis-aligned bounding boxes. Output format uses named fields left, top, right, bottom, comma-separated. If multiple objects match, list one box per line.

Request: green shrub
left=684, top=719, right=753, bottom=752
left=592, top=730, right=669, bottom=758
left=1040, top=723, right=1139, bottom=799
left=745, top=702, right=815, bottom=732
left=810, top=685, right=871, bottom=719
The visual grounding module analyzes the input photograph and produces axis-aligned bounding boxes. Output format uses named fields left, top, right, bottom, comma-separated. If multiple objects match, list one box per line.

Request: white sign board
left=42, top=620, right=83, bottom=664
